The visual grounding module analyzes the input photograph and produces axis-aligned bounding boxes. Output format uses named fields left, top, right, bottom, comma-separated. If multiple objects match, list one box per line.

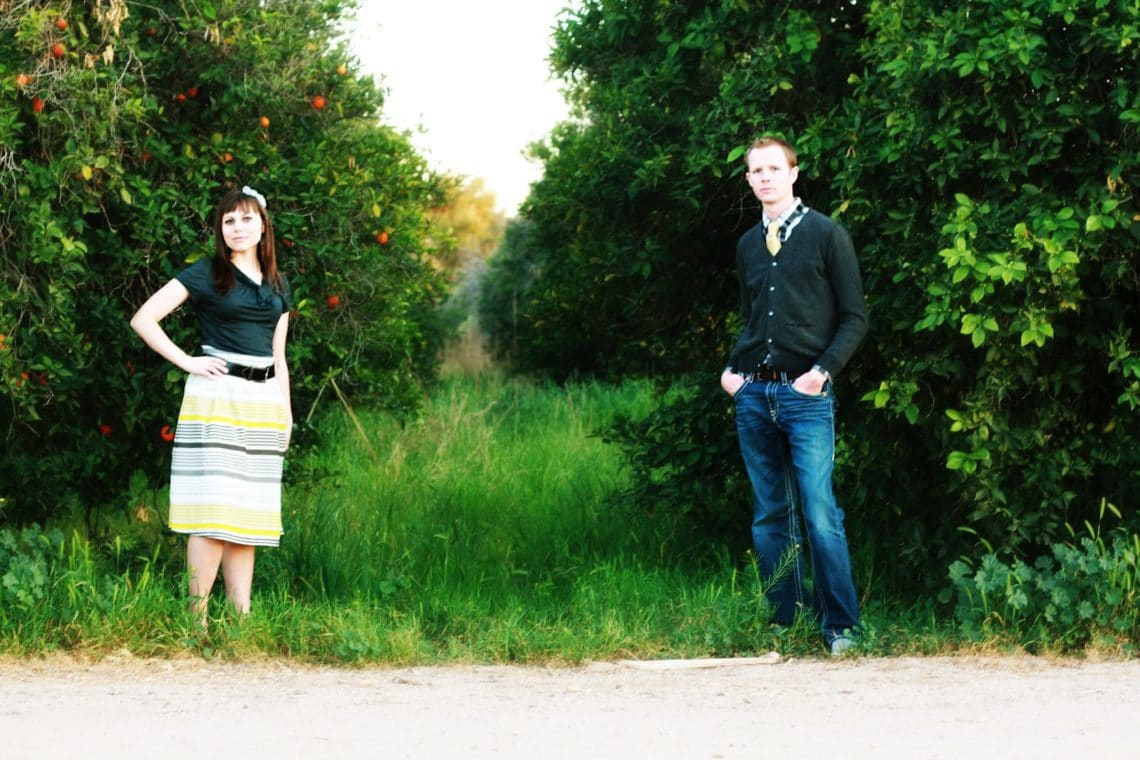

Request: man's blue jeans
left=733, top=377, right=860, bottom=641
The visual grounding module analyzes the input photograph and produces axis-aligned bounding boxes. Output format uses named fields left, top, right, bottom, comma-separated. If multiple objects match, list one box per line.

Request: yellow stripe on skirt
left=169, top=348, right=288, bottom=547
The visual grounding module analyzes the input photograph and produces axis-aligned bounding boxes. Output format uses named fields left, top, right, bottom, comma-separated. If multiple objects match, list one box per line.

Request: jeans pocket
left=786, top=381, right=829, bottom=399
left=731, top=377, right=751, bottom=400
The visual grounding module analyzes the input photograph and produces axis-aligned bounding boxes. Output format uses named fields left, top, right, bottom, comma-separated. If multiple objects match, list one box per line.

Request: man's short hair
left=746, top=135, right=798, bottom=168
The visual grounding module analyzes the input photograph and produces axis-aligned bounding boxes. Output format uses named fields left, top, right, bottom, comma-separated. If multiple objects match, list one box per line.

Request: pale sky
left=348, top=1, right=578, bottom=215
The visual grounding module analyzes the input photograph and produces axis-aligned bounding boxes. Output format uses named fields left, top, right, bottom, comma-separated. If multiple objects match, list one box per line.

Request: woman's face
left=220, top=203, right=264, bottom=255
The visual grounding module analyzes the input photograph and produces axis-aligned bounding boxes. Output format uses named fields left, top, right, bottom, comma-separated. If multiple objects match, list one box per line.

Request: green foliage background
left=481, top=0, right=1140, bottom=593
left=0, top=0, right=447, bottom=525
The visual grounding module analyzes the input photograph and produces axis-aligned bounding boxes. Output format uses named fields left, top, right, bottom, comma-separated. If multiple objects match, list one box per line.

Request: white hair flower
left=241, top=185, right=267, bottom=209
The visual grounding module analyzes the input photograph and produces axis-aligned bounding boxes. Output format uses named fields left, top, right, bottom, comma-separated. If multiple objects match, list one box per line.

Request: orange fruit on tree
left=99, top=423, right=113, bottom=437
left=337, top=64, right=348, bottom=76
left=32, top=97, right=44, bottom=113
left=326, top=294, right=341, bottom=308
left=376, top=231, right=390, bottom=245
left=55, top=17, right=68, bottom=30
left=160, top=425, right=176, bottom=442
left=311, top=94, right=327, bottom=110
left=51, top=42, right=65, bottom=58
left=259, top=115, right=270, bottom=128
left=15, top=73, right=31, bottom=88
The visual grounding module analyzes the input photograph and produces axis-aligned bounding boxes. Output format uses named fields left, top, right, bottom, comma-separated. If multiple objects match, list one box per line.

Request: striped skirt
left=168, top=347, right=288, bottom=547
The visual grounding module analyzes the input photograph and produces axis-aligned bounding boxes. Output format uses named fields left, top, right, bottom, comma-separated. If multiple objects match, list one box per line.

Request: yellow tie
left=766, top=222, right=781, bottom=256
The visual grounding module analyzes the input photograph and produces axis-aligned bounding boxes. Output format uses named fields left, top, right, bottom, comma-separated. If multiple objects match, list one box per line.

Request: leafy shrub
left=602, top=375, right=747, bottom=553
left=0, top=524, right=64, bottom=614
left=833, top=0, right=1140, bottom=576
left=949, top=518, right=1140, bottom=652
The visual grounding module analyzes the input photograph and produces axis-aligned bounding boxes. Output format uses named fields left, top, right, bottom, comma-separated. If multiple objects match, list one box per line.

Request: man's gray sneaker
left=830, top=636, right=855, bottom=656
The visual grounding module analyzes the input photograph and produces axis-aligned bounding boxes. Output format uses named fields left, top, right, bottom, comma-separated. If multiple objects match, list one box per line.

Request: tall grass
left=10, top=370, right=1127, bottom=661
left=262, top=371, right=788, bottom=662
left=1, top=372, right=813, bottom=662
left=278, top=373, right=659, bottom=602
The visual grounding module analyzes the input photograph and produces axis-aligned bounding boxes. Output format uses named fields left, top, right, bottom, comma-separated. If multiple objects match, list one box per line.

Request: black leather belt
left=749, top=366, right=782, bottom=382
left=227, top=362, right=275, bottom=382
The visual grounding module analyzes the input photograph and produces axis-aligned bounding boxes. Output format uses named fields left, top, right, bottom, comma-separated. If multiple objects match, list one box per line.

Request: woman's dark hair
left=210, top=187, right=284, bottom=294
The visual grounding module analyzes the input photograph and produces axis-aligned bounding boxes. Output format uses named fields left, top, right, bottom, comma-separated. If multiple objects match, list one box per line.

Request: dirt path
left=2, top=654, right=1139, bottom=758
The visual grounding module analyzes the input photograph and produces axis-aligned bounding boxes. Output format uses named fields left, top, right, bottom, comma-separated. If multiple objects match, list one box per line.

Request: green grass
left=277, top=373, right=660, bottom=604
left=260, top=371, right=798, bottom=663
left=1, top=370, right=1133, bottom=662
left=0, top=372, right=801, bottom=661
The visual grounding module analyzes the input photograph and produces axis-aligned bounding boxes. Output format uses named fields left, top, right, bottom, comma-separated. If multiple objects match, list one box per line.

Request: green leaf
left=904, top=404, right=919, bottom=424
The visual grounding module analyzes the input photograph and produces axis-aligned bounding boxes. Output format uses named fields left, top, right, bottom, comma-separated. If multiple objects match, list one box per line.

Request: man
left=720, top=135, right=868, bottom=655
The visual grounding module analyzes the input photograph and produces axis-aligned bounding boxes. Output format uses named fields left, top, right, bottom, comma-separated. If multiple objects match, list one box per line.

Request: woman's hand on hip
left=185, top=355, right=229, bottom=379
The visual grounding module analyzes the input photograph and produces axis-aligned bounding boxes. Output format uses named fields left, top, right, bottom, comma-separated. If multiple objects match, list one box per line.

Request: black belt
left=747, top=366, right=782, bottom=382
left=227, top=362, right=275, bottom=382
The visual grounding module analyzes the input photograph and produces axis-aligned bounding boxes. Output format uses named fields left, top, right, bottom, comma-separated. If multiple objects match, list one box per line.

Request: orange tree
left=0, top=0, right=446, bottom=525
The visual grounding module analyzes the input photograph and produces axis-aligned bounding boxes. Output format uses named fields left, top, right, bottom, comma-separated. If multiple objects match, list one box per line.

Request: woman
left=131, top=186, right=292, bottom=624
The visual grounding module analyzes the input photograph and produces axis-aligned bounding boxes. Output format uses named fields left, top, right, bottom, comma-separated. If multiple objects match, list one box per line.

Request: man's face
left=746, top=145, right=799, bottom=213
